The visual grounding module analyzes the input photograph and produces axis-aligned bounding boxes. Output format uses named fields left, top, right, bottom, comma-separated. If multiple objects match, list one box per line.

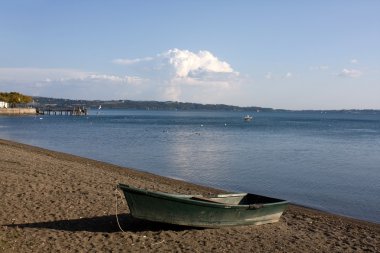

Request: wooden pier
left=36, top=106, right=87, bottom=116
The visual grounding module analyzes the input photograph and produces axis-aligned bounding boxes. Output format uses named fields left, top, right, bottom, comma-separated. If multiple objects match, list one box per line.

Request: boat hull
left=118, top=184, right=288, bottom=228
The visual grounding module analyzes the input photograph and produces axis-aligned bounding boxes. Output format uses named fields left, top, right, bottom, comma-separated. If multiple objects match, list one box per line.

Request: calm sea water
left=0, top=110, right=379, bottom=223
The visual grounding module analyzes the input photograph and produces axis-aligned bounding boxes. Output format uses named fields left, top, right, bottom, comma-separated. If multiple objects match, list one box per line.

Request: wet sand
left=0, top=139, right=379, bottom=252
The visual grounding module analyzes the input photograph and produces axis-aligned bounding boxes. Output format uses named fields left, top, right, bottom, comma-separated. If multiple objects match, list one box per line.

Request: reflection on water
left=0, top=110, right=379, bottom=223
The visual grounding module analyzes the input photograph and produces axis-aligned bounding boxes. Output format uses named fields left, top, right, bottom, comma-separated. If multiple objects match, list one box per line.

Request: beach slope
left=0, top=139, right=379, bottom=252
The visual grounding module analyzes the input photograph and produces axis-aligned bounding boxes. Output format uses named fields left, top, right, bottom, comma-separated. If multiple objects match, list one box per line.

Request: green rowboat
left=117, top=184, right=288, bottom=227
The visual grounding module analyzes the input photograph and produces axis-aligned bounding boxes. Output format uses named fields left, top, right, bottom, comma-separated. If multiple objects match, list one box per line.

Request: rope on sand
left=115, top=187, right=126, bottom=233
left=114, top=187, right=166, bottom=246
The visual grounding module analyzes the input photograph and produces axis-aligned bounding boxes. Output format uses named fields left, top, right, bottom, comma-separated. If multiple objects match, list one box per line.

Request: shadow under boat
left=4, top=214, right=201, bottom=233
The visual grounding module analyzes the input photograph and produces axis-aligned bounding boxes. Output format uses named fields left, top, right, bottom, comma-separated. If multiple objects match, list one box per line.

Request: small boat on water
left=117, top=184, right=288, bottom=227
left=244, top=115, right=253, bottom=121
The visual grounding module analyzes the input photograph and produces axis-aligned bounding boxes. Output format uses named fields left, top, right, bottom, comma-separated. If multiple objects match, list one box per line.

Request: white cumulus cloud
left=112, top=48, right=240, bottom=102
left=161, top=48, right=234, bottom=78
left=114, top=48, right=237, bottom=78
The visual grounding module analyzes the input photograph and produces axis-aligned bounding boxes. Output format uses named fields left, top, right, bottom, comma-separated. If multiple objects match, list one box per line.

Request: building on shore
left=0, top=100, right=37, bottom=114
left=0, top=101, right=9, bottom=108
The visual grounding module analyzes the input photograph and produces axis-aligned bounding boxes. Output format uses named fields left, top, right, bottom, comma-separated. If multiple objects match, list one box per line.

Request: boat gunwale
left=117, top=183, right=288, bottom=209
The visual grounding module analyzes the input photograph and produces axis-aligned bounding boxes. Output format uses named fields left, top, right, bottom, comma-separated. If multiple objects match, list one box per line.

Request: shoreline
left=1, top=138, right=379, bottom=252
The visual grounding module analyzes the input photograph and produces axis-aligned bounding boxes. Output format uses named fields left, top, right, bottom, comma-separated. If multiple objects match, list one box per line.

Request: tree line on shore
left=32, top=96, right=273, bottom=112
left=2, top=92, right=377, bottom=113
left=0, top=92, right=32, bottom=108
left=1, top=91, right=271, bottom=111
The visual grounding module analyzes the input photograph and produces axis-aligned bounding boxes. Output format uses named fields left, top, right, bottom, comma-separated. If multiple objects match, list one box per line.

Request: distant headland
left=32, top=96, right=273, bottom=112
left=31, top=96, right=379, bottom=114
left=1, top=92, right=379, bottom=114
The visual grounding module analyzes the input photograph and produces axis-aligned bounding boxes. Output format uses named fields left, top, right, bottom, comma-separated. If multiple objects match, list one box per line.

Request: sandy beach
left=0, top=138, right=379, bottom=252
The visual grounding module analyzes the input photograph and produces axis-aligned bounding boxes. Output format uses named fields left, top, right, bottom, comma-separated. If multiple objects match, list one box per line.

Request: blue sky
left=1, top=0, right=379, bottom=109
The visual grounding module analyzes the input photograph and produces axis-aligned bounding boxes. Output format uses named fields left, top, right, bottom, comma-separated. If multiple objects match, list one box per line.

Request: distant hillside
left=32, top=97, right=275, bottom=112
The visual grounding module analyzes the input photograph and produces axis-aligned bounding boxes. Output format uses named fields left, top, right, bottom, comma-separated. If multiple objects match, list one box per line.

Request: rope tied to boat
left=115, top=187, right=127, bottom=233
left=114, top=186, right=166, bottom=246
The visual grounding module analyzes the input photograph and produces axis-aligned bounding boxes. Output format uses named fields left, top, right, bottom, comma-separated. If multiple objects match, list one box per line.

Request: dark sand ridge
left=0, top=139, right=379, bottom=252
